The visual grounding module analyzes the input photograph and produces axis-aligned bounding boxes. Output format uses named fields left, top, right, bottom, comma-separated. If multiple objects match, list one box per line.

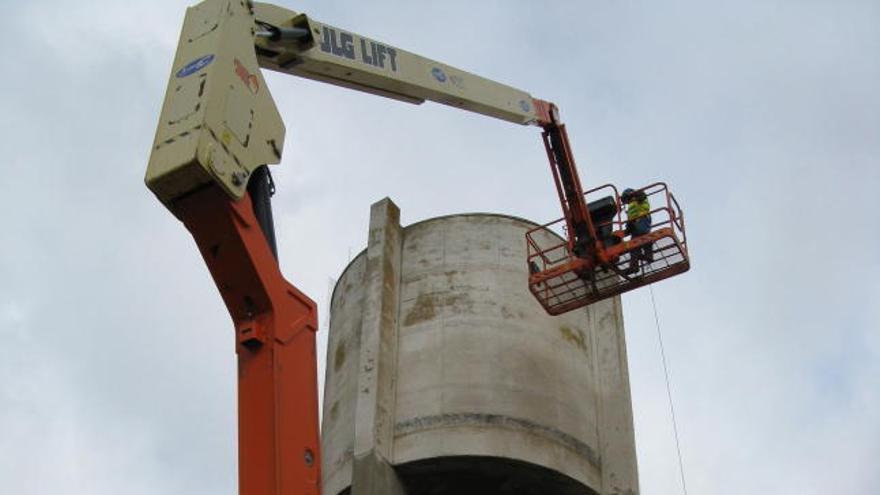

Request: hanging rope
left=649, top=284, right=689, bottom=495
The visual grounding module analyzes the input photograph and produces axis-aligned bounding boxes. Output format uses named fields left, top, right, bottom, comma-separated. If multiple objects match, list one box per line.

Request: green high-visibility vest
left=627, top=199, right=650, bottom=218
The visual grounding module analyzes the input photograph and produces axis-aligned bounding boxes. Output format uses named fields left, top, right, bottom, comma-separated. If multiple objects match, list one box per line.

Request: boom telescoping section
left=145, top=1, right=690, bottom=494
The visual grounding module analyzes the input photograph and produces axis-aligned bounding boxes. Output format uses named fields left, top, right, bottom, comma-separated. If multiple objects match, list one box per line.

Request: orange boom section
left=173, top=186, right=322, bottom=495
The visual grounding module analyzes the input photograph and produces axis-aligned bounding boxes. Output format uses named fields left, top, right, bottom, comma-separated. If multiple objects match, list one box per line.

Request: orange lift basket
left=526, top=183, right=690, bottom=315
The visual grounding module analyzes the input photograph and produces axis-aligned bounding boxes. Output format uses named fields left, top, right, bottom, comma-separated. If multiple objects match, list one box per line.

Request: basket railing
left=526, top=182, right=690, bottom=314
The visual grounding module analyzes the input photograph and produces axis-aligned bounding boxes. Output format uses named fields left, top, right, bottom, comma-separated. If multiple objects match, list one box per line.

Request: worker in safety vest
left=621, top=188, right=653, bottom=273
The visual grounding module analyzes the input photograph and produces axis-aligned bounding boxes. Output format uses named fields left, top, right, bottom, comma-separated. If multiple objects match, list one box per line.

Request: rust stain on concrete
left=383, top=255, right=395, bottom=288
left=559, top=325, right=588, bottom=353
left=403, top=290, right=476, bottom=326
left=501, top=305, right=515, bottom=319
left=403, top=293, right=436, bottom=326
left=443, top=293, right=474, bottom=315
left=333, top=341, right=346, bottom=372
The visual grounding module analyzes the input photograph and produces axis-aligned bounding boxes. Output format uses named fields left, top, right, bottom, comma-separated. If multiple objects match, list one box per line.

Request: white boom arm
left=146, top=0, right=551, bottom=208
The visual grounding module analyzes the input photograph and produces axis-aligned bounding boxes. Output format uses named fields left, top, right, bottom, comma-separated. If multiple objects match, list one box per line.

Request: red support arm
left=173, top=186, right=322, bottom=495
left=533, top=99, right=600, bottom=259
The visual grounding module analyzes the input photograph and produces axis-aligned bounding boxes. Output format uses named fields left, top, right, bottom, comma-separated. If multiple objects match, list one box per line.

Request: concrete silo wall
left=321, top=198, right=639, bottom=495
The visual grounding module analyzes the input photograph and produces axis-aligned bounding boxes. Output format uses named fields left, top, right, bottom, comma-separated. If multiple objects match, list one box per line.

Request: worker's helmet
left=621, top=188, right=635, bottom=200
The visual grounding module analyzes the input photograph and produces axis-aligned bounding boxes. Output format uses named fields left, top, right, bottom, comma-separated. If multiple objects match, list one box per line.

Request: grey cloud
left=1, top=1, right=877, bottom=494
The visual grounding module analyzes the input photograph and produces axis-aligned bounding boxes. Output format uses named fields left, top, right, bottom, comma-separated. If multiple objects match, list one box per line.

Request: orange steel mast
left=173, top=184, right=321, bottom=495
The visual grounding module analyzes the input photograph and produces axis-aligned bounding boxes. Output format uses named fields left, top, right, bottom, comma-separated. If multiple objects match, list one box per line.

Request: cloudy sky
left=1, top=0, right=878, bottom=494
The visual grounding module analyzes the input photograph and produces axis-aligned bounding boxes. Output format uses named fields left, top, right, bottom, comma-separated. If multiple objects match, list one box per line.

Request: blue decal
left=176, top=54, right=215, bottom=78
left=431, top=67, right=447, bottom=83
left=519, top=99, right=531, bottom=112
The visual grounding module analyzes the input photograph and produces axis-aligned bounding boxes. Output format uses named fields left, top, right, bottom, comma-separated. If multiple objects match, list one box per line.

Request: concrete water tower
left=321, top=198, right=639, bottom=495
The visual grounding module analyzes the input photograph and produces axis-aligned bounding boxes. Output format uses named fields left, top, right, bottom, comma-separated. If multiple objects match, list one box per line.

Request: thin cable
left=649, top=284, right=689, bottom=495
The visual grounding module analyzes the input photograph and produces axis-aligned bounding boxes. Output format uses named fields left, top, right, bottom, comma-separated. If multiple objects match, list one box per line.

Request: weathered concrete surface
left=322, top=198, right=406, bottom=495
left=352, top=451, right=407, bottom=495
left=591, top=297, right=639, bottom=495
left=353, top=198, right=402, bottom=461
left=322, top=204, right=639, bottom=495
left=393, top=215, right=603, bottom=491
left=321, top=253, right=363, bottom=495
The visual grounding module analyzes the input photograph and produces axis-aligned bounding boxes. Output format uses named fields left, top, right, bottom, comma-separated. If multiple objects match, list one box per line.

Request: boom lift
left=146, top=1, right=690, bottom=494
